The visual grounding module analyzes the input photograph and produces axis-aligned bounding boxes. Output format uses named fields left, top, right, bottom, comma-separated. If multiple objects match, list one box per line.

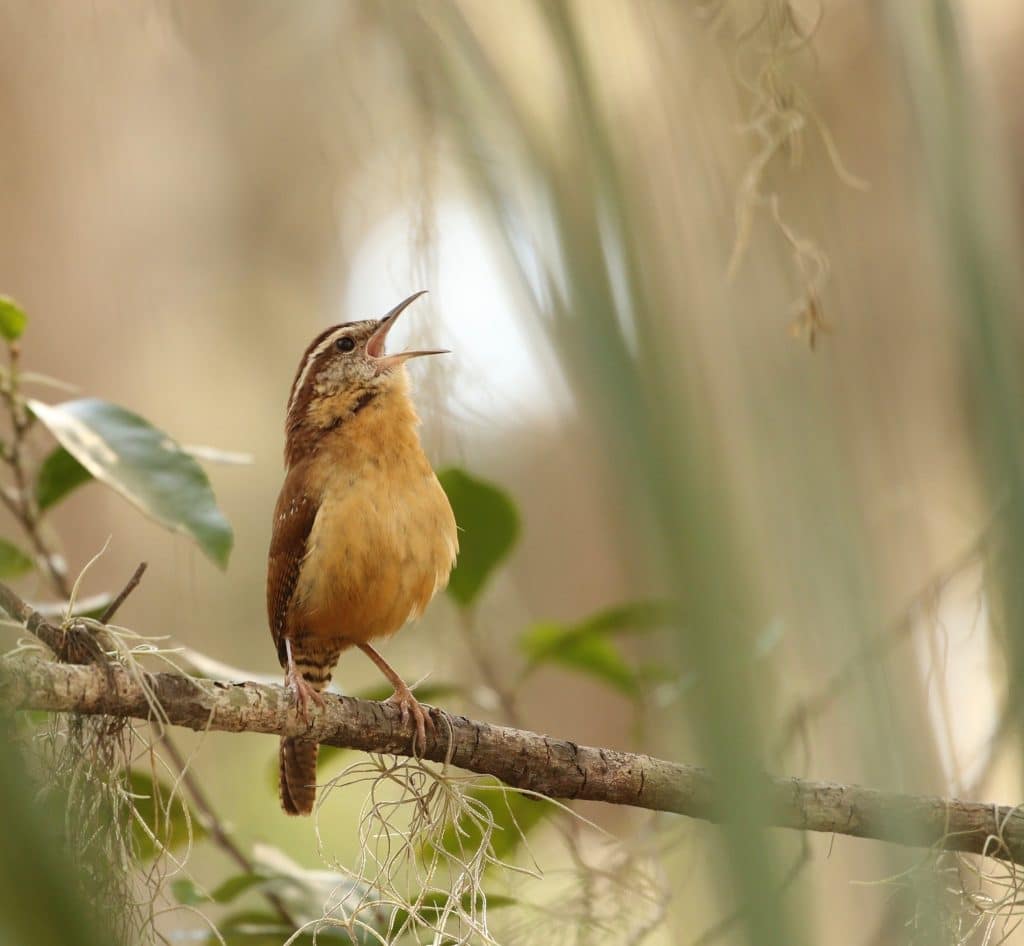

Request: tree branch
left=2, top=653, right=1023, bottom=865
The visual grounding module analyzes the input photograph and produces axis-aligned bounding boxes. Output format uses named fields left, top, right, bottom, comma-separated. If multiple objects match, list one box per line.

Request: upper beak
left=366, top=290, right=449, bottom=371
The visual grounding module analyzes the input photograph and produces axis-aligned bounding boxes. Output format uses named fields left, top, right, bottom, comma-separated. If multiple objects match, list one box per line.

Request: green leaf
left=518, top=600, right=670, bottom=697
left=211, top=872, right=267, bottom=904
left=434, top=785, right=546, bottom=863
left=128, top=770, right=205, bottom=860
left=29, top=398, right=234, bottom=567
left=0, top=296, right=27, bottom=341
left=220, top=911, right=282, bottom=931
left=0, top=538, right=34, bottom=578
left=571, top=600, right=672, bottom=636
left=172, top=872, right=268, bottom=906
left=437, top=467, right=519, bottom=607
left=35, top=447, right=92, bottom=512
left=171, top=877, right=205, bottom=906
left=521, top=622, right=638, bottom=695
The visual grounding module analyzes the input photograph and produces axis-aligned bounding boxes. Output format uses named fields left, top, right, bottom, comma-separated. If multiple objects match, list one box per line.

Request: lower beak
left=366, top=290, right=449, bottom=371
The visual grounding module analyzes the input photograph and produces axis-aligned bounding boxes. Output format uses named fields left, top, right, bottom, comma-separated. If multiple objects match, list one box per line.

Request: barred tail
left=279, top=651, right=338, bottom=815
left=280, top=737, right=319, bottom=816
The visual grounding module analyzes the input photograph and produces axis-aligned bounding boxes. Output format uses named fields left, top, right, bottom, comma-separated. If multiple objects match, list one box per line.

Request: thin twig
left=458, top=605, right=598, bottom=920
left=100, top=563, right=149, bottom=624
left=159, top=734, right=299, bottom=930
left=457, top=608, right=522, bottom=727
left=0, top=343, right=70, bottom=598
left=0, top=579, right=69, bottom=654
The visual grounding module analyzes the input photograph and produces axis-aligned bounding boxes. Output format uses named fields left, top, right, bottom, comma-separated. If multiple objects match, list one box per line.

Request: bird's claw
left=386, top=685, right=434, bottom=754
left=287, top=668, right=325, bottom=725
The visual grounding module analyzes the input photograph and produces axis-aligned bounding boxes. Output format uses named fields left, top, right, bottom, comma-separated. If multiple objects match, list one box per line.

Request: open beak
left=366, top=290, right=449, bottom=372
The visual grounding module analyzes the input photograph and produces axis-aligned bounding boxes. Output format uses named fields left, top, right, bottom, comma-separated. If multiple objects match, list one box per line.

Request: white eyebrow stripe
left=287, top=326, right=350, bottom=416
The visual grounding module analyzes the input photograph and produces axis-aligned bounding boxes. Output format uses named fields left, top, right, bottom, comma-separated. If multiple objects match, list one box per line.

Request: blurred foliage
left=0, top=303, right=590, bottom=944
left=0, top=727, right=115, bottom=946
left=435, top=785, right=547, bottom=864
left=35, top=446, right=91, bottom=512
left=890, top=2, right=1024, bottom=741
left=0, top=536, right=34, bottom=579
left=389, top=892, right=517, bottom=939
left=128, top=770, right=206, bottom=861
left=173, top=872, right=268, bottom=907
left=438, top=467, right=520, bottom=607
left=520, top=601, right=669, bottom=697
left=2, top=0, right=1023, bottom=941
left=0, top=297, right=236, bottom=570
left=30, top=398, right=234, bottom=568
left=412, top=5, right=802, bottom=941
left=0, top=296, right=27, bottom=342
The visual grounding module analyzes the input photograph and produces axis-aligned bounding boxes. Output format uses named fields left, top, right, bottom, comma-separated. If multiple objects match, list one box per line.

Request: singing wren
left=267, top=290, right=458, bottom=816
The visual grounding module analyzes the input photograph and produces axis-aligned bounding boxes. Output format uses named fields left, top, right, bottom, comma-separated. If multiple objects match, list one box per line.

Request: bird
left=266, top=290, right=458, bottom=816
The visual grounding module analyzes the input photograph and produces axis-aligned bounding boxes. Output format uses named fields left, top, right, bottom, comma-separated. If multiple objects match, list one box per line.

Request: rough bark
left=2, top=653, right=1023, bottom=865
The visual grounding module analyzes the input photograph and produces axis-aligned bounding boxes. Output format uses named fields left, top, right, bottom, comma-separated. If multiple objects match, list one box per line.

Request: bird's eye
left=335, top=336, right=356, bottom=353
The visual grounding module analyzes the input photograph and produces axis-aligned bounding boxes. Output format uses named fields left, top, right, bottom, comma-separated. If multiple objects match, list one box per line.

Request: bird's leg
left=284, top=638, right=325, bottom=724
left=358, top=642, right=434, bottom=753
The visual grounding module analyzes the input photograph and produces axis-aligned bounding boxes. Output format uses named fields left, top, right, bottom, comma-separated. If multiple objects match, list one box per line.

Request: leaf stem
left=0, top=343, right=70, bottom=598
left=158, top=734, right=299, bottom=930
left=99, top=563, right=149, bottom=624
left=457, top=608, right=522, bottom=727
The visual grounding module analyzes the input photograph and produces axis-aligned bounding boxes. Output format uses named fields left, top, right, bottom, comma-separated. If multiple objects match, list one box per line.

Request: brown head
left=283, top=291, right=446, bottom=465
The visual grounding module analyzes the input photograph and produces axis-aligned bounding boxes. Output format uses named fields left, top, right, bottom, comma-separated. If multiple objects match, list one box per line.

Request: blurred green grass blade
left=29, top=398, right=234, bottom=567
left=414, top=4, right=801, bottom=941
left=888, top=1, right=1024, bottom=725
left=0, top=729, right=115, bottom=946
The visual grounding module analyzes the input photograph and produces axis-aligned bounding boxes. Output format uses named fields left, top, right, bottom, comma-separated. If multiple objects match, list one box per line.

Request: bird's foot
left=386, top=683, right=434, bottom=754
left=286, top=667, right=326, bottom=725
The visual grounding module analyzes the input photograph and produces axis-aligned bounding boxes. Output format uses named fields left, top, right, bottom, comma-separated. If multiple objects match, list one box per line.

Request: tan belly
left=292, top=466, right=457, bottom=647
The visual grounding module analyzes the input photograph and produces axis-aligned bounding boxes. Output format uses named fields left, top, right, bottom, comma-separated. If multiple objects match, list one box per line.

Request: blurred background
left=3, top=1, right=1024, bottom=943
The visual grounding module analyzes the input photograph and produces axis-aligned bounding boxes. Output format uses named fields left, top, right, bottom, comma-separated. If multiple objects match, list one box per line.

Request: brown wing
left=267, top=465, right=318, bottom=667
